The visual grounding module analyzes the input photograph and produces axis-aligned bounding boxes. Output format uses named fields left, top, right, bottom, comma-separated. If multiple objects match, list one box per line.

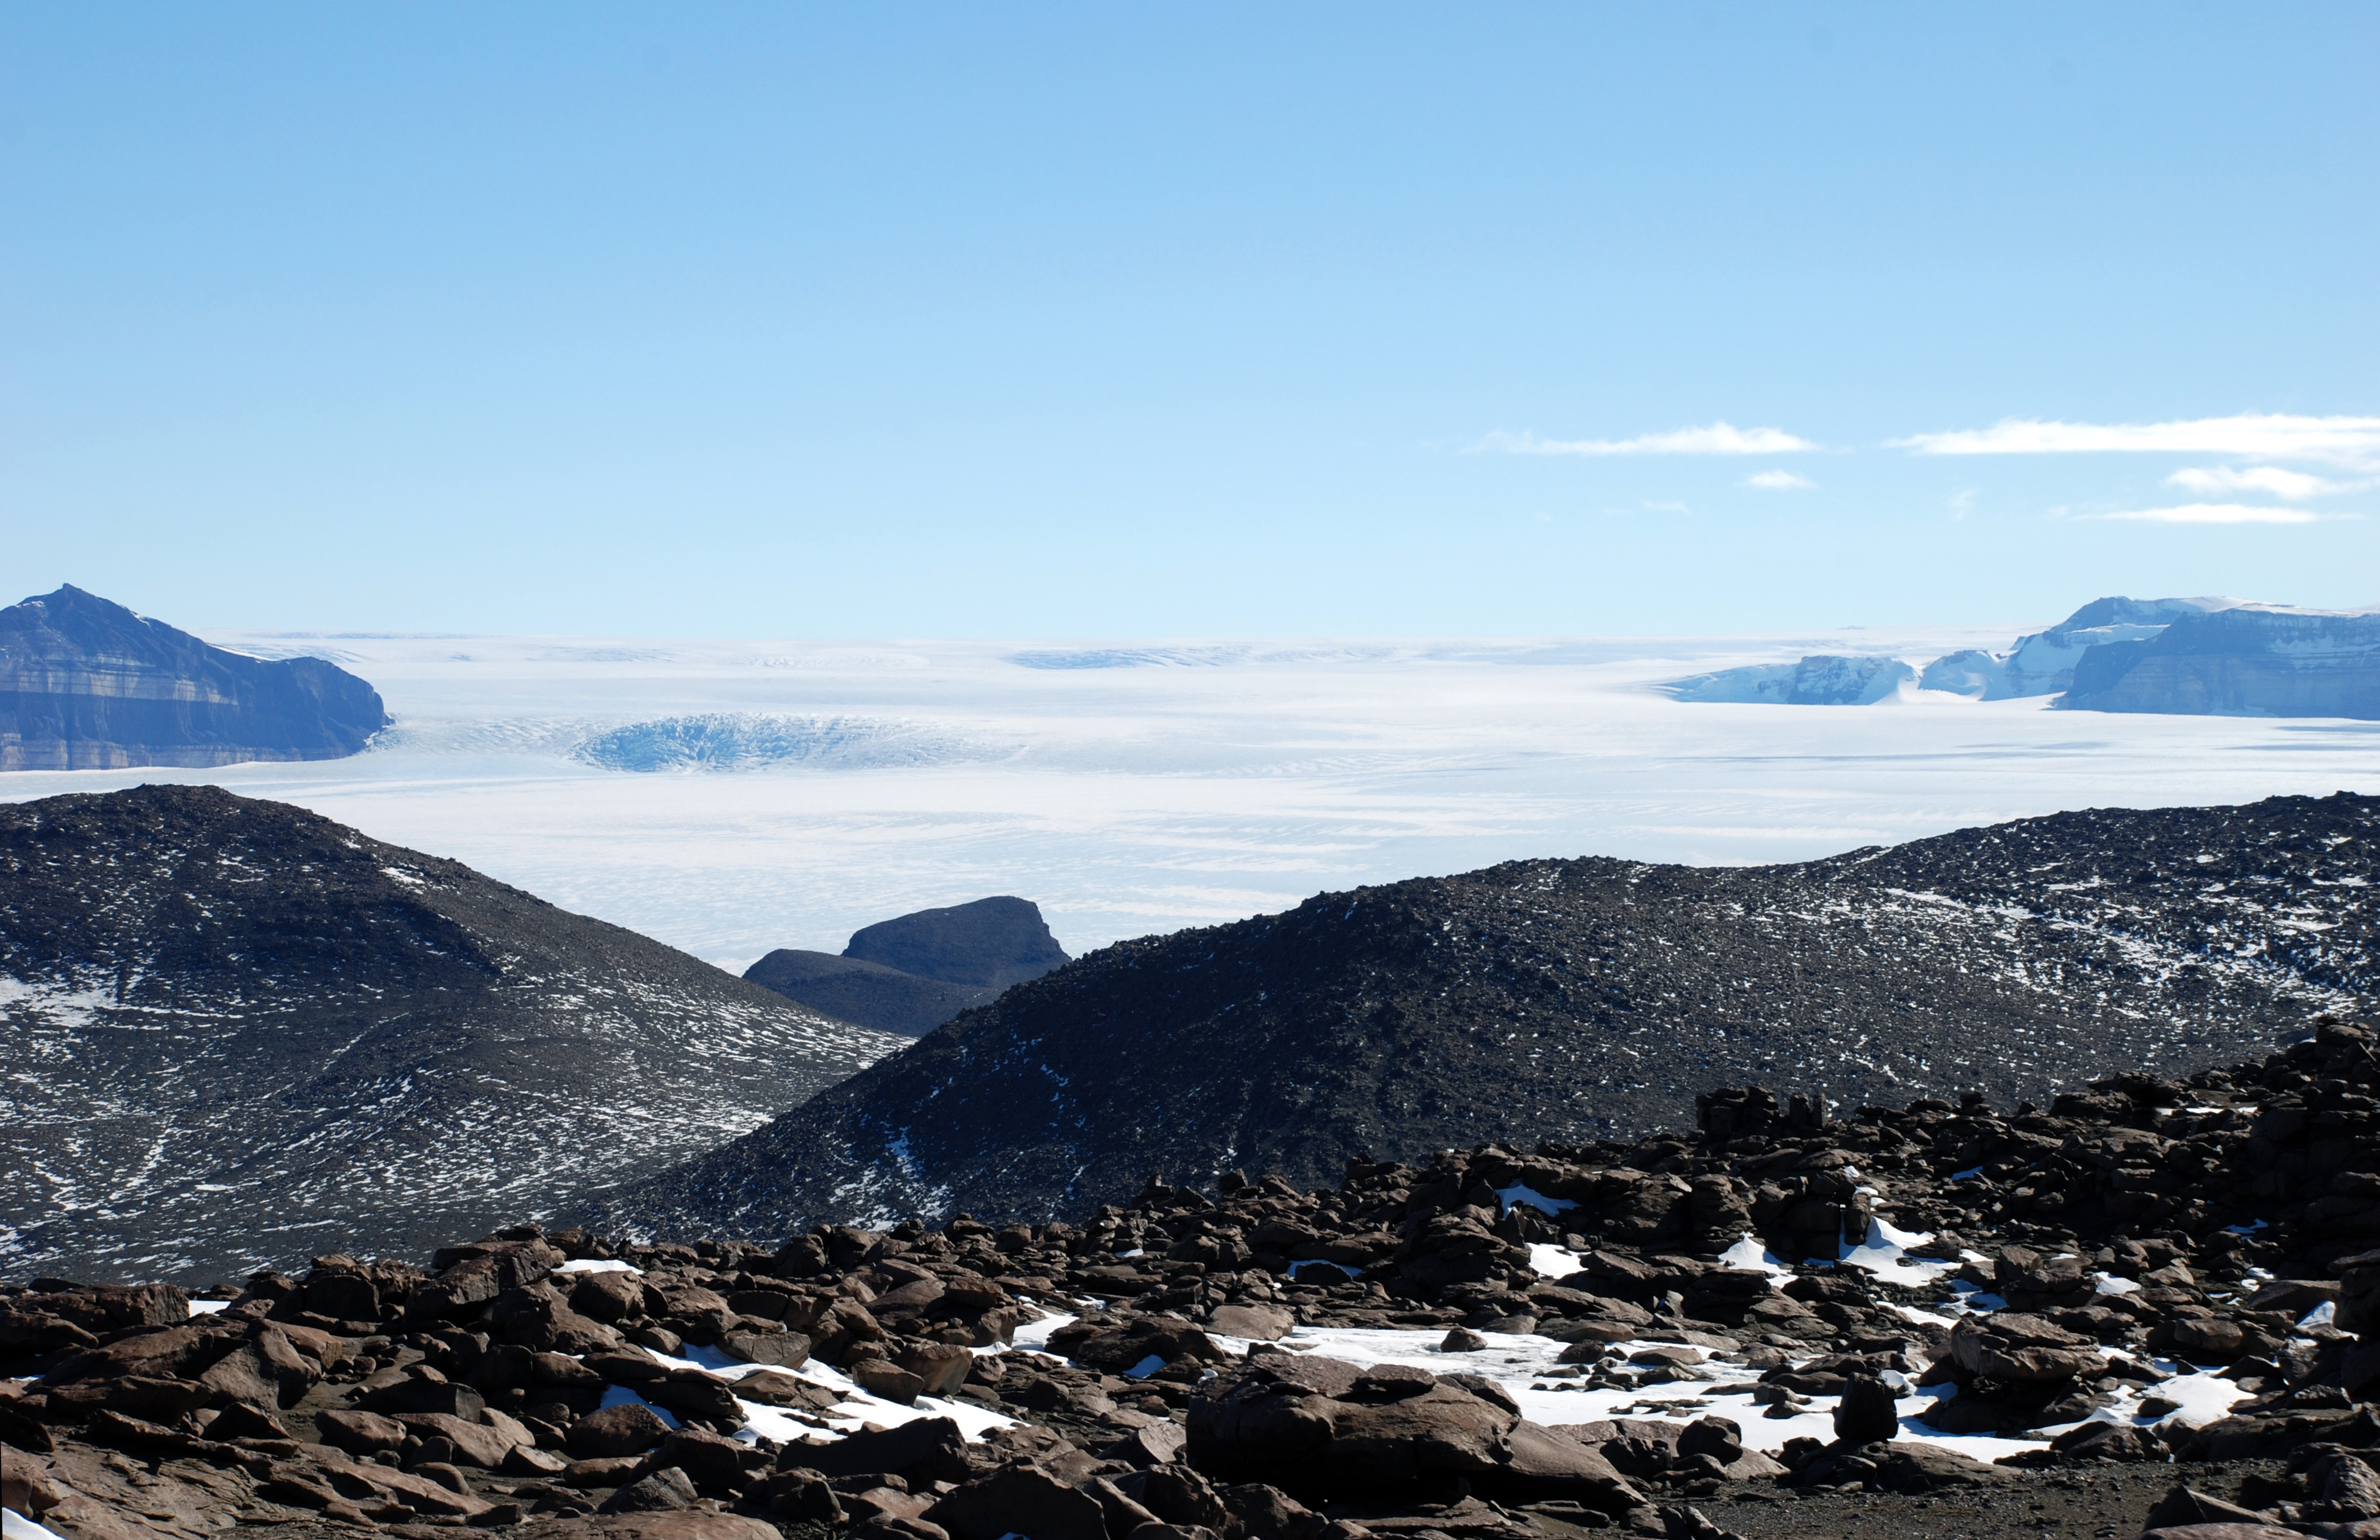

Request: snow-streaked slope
left=1, top=626, right=2373, bottom=977
left=0, top=786, right=903, bottom=1284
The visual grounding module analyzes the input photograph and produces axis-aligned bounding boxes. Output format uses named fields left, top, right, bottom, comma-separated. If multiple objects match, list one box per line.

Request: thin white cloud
left=2087, top=503, right=2323, bottom=525
left=1744, top=469, right=1815, bottom=490
left=1481, top=422, right=1820, bottom=456
left=1893, top=412, right=2380, bottom=468
left=2165, top=465, right=2349, bottom=500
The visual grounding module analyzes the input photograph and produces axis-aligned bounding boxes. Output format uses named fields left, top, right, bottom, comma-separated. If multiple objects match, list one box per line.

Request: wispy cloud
left=1893, top=413, right=2380, bottom=468
left=2165, top=465, right=2352, bottom=500
left=1481, top=422, right=1819, bottom=456
left=2087, top=503, right=2325, bottom=525
left=1744, top=469, right=1815, bottom=490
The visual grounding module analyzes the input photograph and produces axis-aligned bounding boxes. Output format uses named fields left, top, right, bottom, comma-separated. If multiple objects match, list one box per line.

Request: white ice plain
left=1, top=625, right=2374, bottom=970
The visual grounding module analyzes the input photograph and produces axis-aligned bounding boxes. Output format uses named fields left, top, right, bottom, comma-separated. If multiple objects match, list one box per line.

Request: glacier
left=0, top=623, right=2374, bottom=970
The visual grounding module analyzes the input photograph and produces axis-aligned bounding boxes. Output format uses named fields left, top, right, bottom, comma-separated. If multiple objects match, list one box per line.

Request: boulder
left=316, top=1408, right=407, bottom=1456
left=599, top=1466, right=698, bottom=1514
left=926, top=1463, right=1108, bottom=1540
left=1946, top=1313, right=2096, bottom=1383
left=1833, top=1375, right=1901, bottom=1443
left=567, top=1403, right=675, bottom=1458
left=719, top=1328, right=811, bottom=1369
left=1208, top=1305, right=1294, bottom=1342
left=776, top=1418, right=977, bottom=1488
left=396, top=1410, right=527, bottom=1469
left=515, top=1514, right=784, bottom=1540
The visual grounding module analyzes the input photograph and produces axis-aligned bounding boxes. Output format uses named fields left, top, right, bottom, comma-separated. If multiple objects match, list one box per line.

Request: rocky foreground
left=21, top=1018, right=2380, bottom=1540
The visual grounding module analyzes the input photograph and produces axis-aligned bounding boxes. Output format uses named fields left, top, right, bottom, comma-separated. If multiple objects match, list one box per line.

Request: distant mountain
left=1921, top=595, right=2239, bottom=700
left=2057, top=604, right=2380, bottom=719
left=742, top=896, right=1070, bottom=1036
left=1668, top=654, right=1913, bottom=705
left=0, top=585, right=389, bottom=770
left=843, top=895, right=1070, bottom=987
left=595, top=792, right=2378, bottom=1241
left=742, top=950, right=995, bottom=1038
left=0, top=785, right=904, bottom=1284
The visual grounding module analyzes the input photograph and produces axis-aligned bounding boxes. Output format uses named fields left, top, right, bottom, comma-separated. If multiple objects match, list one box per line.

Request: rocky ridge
left=744, top=899, right=1070, bottom=1038
left=1, top=786, right=904, bottom=1284
left=0, top=586, right=389, bottom=770
left=596, top=792, right=2376, bottom=1240
left=22, top=1021, right=2380, bottom=1539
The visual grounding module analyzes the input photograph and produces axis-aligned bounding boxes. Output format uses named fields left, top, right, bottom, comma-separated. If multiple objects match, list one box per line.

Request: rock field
left=21, top=1016, right=2380, bottom=1539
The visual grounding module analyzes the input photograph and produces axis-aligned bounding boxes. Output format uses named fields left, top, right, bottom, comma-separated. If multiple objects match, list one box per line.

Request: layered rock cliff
left=0, top=585, right=389, bottom=771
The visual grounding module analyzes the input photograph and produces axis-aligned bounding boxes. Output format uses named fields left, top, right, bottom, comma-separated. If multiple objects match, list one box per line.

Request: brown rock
left=1947, top=1313, right=2095, bottom=1383
left=897, top=1342, right=972, bottom=1397
left=514, top=1513, right=785, bottom=1540
left=719, top=1328, right=811, bottom=1369
left=775, top=1416, right=975, bottom=1487
left=315, top=1407, right=406, bottom=1458
left=567, top=1402, right=676, bottom=1458
left=361, top=1372, right=489, bottom=1420
left=1475, top=1420, right=1644, bottom=1513
left=1209, top=1305, right=1294, bottom=1342
left=43, top=1323, right=241, bottom=1385
left=570, top=1270, right=651, bottom=1323
left=850, top=1358, right=927, bottom=1404
left=396, top=1409, right=527, bottom=1468
left=927, top=1463, right=1108, bottom=1540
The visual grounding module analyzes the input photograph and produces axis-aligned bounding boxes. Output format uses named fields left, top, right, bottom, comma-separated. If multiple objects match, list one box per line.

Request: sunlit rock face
left=1919, top=595, right=2238, bottom=701
left=2056, top=604, right=2380, bottom=720
left=0, top=585, right=390, bottom=770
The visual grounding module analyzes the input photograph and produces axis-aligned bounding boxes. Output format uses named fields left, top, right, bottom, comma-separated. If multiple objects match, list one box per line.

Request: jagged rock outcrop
left=2058, top=605, right=2380, bottom=720
left=0, top=786, right=904, bottom=1284
left=743, top=897, right=1070, bottom=1037
left=0, top=585, right=389, bottom=769
left=595, top=792, right=2376, bottom=1239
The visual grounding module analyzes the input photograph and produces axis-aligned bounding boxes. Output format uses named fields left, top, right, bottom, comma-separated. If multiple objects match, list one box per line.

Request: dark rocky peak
left=742, top=895, right=1072, bottom=1036
left=0, top=584, right=389, bottom=769
left=596, top=792, right=2378, bottom=1244
left=842, top=895, right=1070, bottom=988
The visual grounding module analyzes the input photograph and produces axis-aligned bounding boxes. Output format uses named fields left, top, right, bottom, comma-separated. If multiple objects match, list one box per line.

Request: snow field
left=2, top=626, right=2372, bottom=968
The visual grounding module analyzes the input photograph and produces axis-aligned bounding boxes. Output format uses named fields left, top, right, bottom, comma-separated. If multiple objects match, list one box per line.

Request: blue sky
left=3, top=4, right=2374, bottom=636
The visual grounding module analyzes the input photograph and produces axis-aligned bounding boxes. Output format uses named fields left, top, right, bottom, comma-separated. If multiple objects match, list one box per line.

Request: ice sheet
left=2, top=627, right=2370, bottom=966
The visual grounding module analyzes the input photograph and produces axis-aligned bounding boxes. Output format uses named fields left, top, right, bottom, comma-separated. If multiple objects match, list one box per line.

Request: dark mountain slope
left=742, top=949, right=995, bottom=1038
left=0, top=785, right=904, bottom=1284
left=743, top=895, right=1070, bottom=1035
left=0, top=585, right=388, bottom=769
left=597, top=791, right=2376, bottom=1239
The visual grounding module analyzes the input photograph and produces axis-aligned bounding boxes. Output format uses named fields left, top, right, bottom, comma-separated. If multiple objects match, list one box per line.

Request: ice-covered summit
left=1919, top=595, right=2241, bottom=701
